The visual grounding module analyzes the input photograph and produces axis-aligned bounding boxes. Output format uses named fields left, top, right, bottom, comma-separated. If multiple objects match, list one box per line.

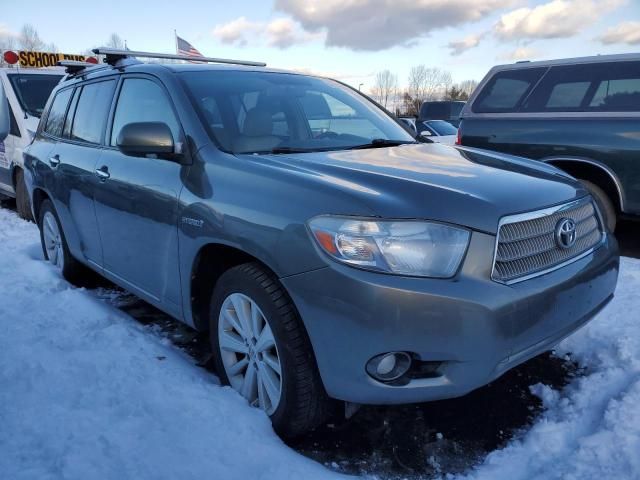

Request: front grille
left=492, top=198, right=603, bottom=284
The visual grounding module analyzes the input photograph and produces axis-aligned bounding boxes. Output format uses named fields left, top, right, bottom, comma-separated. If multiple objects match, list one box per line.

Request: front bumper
left=281, top=231, right=619, bottom=404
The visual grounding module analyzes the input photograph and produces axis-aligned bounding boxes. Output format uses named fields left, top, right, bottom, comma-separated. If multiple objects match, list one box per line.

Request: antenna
left=92, top=48, right=266, bottom=67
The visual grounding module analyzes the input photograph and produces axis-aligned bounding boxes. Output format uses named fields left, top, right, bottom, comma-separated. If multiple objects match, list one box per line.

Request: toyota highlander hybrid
left=24, top=49, right=619, bottom=437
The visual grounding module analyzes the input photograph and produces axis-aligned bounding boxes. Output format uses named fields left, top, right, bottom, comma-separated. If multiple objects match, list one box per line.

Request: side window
left=545, top=81, right=590, bottom=109
left=8, top=103, right=20, bottom=137
left=524, top=61, right=640, bottom=112
left=110, top=78, right=180, bottom=146
left=62, top=88, right=80, bottom=138
left=589, top=78, right=640, bottom=111
left=71, top=80, right=115, bottom=144
left=472, top=68, right=547, bottom=113
left=44, top=88, right=72, bottom=137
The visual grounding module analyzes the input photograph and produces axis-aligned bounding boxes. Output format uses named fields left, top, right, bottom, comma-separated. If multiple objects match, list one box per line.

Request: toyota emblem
left=555, top=218, right=577, bottom=249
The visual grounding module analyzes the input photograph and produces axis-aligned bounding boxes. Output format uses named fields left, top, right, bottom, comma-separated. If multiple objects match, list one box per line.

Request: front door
left=93, top=76, right=184, bottom=315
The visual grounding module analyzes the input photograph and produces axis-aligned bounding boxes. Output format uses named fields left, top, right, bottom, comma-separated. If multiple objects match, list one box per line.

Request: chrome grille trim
left=491, top=197, right=605, bottom=285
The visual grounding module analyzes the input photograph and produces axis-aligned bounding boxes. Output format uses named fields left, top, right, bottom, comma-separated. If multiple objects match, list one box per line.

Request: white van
left=0, top=67, right=63, bottom=218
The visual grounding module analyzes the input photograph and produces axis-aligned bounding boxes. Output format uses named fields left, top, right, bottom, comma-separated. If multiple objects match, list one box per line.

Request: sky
left=1, top=0, right=639, bottom=90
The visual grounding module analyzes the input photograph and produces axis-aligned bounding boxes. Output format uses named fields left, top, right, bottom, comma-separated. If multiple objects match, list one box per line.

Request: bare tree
left=459, top=79, right=479, bottom=99
left=372, top=70, right=398, bottom=109
left=407, top=66, right=452, bottom=113
left=19, top=24, right=45, bottom=51
left=106, top=33, right=125, bottom=49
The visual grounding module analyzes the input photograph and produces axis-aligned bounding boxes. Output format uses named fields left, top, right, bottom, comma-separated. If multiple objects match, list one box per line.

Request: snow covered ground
left=0, top=207, right=638, bottom=480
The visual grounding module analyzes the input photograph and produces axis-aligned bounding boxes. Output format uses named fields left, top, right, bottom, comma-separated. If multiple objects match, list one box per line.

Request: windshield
left=7, top=74, right=63, bottom=118
left=181, top=71, right=415, bottom=154
left=424, top=120, right=458, bottom=136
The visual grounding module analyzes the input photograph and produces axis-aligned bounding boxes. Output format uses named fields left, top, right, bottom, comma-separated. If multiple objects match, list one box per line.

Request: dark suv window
left=44, top=88, right=73, bottom=137
left=110, top=78, right=180, bottom=146
left=473, top=68, right=547, bottom=113
left=522, top=61, right=640, bottom=112
left=71, top=80, right=116, bottom=144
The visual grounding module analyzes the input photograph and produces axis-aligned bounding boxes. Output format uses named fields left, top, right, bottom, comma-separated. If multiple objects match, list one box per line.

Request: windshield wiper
left=346, top=139, right=418, bottom=150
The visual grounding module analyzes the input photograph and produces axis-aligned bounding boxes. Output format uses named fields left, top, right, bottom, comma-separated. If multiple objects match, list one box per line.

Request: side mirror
left=420, top=130, right=432, bottom=137
left=0, top=82, right=9, bottom=141
left=117, top=122, right=175, bottom=157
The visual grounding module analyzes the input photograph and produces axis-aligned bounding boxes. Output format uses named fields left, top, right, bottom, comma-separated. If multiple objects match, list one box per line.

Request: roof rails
left=91, top=48, right=267, bottom=67
left=56, top=60, right=102, bottom=75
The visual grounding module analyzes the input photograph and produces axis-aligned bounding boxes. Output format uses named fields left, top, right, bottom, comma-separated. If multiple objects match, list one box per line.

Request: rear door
left=47, top=79, right=116, bottom=266
left=93, top=75, right=184, bottom=316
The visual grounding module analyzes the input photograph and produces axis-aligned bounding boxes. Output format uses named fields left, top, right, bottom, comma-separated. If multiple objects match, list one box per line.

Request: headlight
left=308, top=216, right=470, bottom=278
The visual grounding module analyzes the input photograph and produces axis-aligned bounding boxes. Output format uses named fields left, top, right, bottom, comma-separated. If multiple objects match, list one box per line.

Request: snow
left=0, top=209, right=342, bottom=480
left=0, top=207, right=639, bottom=480
left=452, top=255, right=640, bottom=480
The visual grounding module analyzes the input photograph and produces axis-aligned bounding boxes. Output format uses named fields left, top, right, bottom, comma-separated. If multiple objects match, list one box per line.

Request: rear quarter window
left=472, top=68, right=547, bottom=113
left=44, top=88, right=73, bottom=137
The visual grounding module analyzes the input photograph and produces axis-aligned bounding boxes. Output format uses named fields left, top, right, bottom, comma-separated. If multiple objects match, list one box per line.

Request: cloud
left=212, top=17, right=318, bottom=49
left=212, top=17, right=261, bottom=46
left=448, top=33, right=484, bottom=56
left=0, top=23, right=17, bottom=40
left=494, top=0, right=625, bottom=41
left=274, top=0, right=516, bottom=51
left=598, top=21, right=640, bottom=45
left=500, top=46, right=540, bottom=61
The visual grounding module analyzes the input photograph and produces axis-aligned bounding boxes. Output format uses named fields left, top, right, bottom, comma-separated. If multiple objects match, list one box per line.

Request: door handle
left=49, top=155, right=60, bottom=167
left=95, top=166, right=110, bottom=181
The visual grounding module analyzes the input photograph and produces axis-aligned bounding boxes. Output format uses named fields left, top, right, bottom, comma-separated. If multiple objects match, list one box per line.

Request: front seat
left=233, top=107, right=281, bottom=153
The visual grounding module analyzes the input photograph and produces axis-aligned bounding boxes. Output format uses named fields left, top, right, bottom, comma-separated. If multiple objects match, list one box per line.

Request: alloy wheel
left=218, top=293, right=283, bottom=415
left=42, top=211, right=64, bottom=271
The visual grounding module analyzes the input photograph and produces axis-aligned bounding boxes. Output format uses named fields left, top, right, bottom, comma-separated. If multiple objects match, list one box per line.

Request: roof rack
left=56, top=60, right=101, bottom=75
left=91, top=48, right=267, bottom=67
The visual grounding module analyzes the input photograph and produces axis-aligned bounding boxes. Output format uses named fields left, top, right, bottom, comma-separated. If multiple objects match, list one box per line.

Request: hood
left=237, top=143, right=587, bottom=234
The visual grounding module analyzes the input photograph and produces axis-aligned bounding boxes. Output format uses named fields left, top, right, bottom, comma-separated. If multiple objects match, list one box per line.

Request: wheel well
left=190, top=244, right=272, bottom=332
left=547, top=160, right=622, bottom=212
left=31, top=188, right=50, bottom=223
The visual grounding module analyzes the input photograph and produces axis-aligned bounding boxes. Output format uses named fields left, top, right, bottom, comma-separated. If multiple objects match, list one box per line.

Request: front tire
left=209, top=262, right=331, bottom=438
left=15, top=169, right=33, bottom=221
left=580, top=179, right=616, bottom=232
left=38, top=199, right=92, bottom=285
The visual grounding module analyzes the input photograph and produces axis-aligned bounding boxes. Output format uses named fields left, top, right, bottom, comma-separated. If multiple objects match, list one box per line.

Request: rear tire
left=38, top=199, right=92, bottom=285
left=579, top=179, right=616, bottom=232
left=209, top=262, right=331, bottom=438
left=15, top=169, right=33, bottom=222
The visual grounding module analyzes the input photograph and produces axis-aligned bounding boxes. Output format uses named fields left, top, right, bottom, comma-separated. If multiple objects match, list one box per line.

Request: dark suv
left=24, top=49, right=619, bottom=437
left=417, top=100, right=465, bottom=129
left=459, top=53, right=640, bottom=232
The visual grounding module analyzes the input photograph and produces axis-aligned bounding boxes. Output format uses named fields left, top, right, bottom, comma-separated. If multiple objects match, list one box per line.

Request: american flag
left=176, top=35, right=204, bottom=60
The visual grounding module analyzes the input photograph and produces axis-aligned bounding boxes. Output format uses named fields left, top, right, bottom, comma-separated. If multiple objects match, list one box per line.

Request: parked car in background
left=459, top=53, right=640, bottom=232
left=417, top=119, right=458, bottom=144
left=25, top=49, right=618, bottom=438
left=0, top=60, right=63, bottom=219
left=397, top=116, right=416, bottom=132
left=418, top=100, right=465, bottom=127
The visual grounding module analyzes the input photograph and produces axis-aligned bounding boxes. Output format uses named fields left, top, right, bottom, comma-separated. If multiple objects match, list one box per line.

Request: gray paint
left=24, top=62, right=620, bottom=405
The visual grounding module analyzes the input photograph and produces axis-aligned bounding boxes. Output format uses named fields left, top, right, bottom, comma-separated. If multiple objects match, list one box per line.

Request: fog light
left=366, top=352, right=412, bottom=382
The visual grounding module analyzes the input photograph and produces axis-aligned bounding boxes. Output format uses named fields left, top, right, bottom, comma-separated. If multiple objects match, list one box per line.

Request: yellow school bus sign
left=3, top=50, right=98, bottom=68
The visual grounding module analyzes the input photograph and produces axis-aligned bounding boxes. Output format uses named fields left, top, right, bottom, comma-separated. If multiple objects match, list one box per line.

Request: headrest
left=243, top=108, right=273, bottom=137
